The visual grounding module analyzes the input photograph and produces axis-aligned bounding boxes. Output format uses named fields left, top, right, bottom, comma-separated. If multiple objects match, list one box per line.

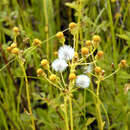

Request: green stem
left=18, top=58, right=36, bottom=130
left=64, top=97, right=69, bottom=130
left=69, top=97, right=73, bottom=130
left=107, top=0, right=117, bottom=66
left=96, top=80, right=103, bottom=130
left=43, top=0, right=49, bottom=60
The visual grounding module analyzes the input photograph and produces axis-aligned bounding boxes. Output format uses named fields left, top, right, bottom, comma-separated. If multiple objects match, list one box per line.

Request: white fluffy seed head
left=83, top=64, right=93, bottom=74
left=58, top=45, right=74, bottom=61
left=52, top=59, right=68, bottom=72
left=76, top=75, right=90, bottom=88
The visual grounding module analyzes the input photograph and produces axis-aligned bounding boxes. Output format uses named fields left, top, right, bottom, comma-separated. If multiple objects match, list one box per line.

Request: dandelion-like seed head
left=58, top=45, right=74, bottom=61
left=84, top=64, right=93, bottom=74
left=76, top=75, right=90, bottom=88
left=52, top=59, right=68, bottom=72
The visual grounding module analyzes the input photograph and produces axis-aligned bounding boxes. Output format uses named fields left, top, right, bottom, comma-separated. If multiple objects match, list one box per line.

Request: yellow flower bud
left=37, top=68, right=44, bottom=76
left=49, top=74, right=57, bottom=82
left=92, top=35, right=101, bottom=43
left=11, top=48, right=19, bottom=55
left=56, top=32, right=64, bottom=39
left=7, top=47, right=12, bottom=52
left=54, top=51, right=58, bottom=57
left=111, top=0, right=116, bottom=3
left=33, top=39, right=41, bottom=47
left=13, top=27, right=19, bottom=33
left=41, top=59, right=49, bottom=69
left=69, top=73, right=76, bottom=81
left=81, top=47, right=89, bottom=55
left=119, top=60, right=127, bottom=68
left=69, top=22, right=77, bottom=30
left=94, top=66, right=102, bottom=74
left=11, top=43, right=17, bottom=49
left=85, top=40, right=92, bottom=47
left=96, top=51, right=104, bottom=59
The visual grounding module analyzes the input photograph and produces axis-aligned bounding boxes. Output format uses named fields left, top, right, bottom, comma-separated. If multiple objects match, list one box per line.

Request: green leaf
left=86, top=117, right=96, bottom=126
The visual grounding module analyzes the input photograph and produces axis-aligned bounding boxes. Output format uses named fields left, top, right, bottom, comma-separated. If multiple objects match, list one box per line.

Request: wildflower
left=69, top=73, right=76, bottom=81
left=32, top=39, right=41, bottom=47
left=92, top=35, right=101, bottom=47
left=7, top=47, right=12, bottom=52
left=69, top=22, right=77, bottom=35
left=74, top=52, right=79, bottom=61
left=85, top=40, right=92, bottom=47
left=58, top=45, right=74, bottom=61
left=11, top=48, right=19, bottom=55
left=84, top=64, right=93, bottom=73
left=94, top=66, right=102, bottom=74
left=52, top=59, right=68, bottom=72
left=56, top=32, right=64, bottom=39
left=41, top=59, right=49, bottom=69
left=119, top=60, right=127, bottom=68
left=11, top=42, right=17, bottom=49
left=81, top=47, right=89, bottom=56
left=111, top=0, right=116, bottom=3
left=37, top=68, right=44, bottom=76
left=96, top=51, right=104, bottom=59
left=69, top=22, right=77, bottom=30
left=76, top=75, right=90, bottom=88
left=93, top=35, right=101, bottom=43
left=49, top=74, right=57, bottom=82
left=56, top=32, right=65, bottom=44
left=54, top=51, right=58, bottom=57
left=13, top=27, right=19, bottom=35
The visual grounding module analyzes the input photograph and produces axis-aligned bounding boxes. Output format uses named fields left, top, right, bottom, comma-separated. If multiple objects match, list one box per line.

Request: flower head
left=58, top=45, right=74, bottom=61
left=84, top=64, right=93, bottom=74
left=76, top=75, right=90, bottom=88
left=52, top=59, right=68, bottom=72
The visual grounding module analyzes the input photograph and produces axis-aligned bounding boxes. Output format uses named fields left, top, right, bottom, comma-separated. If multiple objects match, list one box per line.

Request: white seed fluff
left=58, top=45, right=74, bottom=61
left=83, top=64, right=93, bottom=74
left=76, top=75, right=90, bottom=88
left=52, top=59, right=68, bottom=72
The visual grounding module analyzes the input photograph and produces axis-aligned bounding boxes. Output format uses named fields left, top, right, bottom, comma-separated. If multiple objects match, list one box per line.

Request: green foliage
left=0, top=0, right=130, bottom=130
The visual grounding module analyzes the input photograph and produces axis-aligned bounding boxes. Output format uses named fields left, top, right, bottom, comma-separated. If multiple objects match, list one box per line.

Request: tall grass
left=0, top=0, right=130, bottom=130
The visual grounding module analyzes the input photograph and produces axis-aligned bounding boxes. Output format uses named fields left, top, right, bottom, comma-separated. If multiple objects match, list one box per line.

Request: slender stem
left=43, top=0, right=49, bottom=60
left=104, top=68, right=120, bottom=80
left=96, top=80, right=103, bottom=130
left=64, top=98, right=69, bottom=130
left=18, top=58, right=36, bottom=130
left=69, top=97, right=73, bottom=130
left=107, top=0, right=117, bottom=66
left=60, top=72, right=66, bottom=87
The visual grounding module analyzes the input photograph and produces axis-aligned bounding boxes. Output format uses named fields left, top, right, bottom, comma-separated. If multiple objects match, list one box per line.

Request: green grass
left=0, top=0, right=130, bottom=130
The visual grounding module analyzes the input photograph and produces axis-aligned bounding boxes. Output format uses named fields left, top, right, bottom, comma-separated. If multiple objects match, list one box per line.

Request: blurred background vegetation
left=0, top=0, right=130, bottom=130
